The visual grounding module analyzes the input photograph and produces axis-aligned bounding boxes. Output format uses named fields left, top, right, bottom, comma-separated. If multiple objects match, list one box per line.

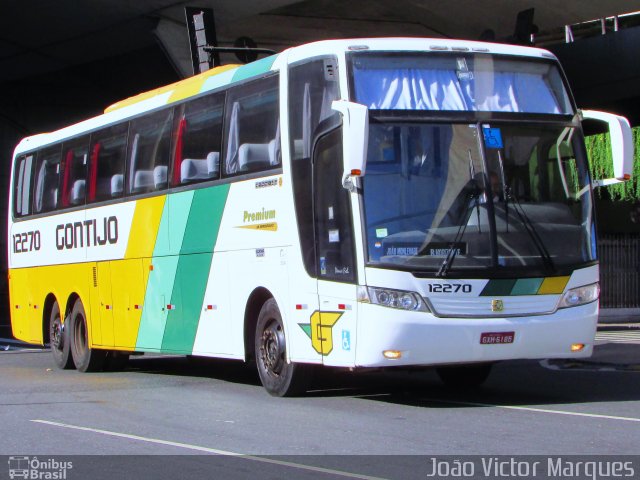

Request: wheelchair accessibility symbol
left=342, top=330, right=351, bottom=351
left=482, top=127, right=503, bottom=149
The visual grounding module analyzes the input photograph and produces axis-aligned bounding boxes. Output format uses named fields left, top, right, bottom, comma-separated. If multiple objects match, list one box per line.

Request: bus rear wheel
left=255, top=299, right=309, bottom=397
left=69, top=298, right=106, bottom=372
left=436, top=363, right=492, bottom=390
left=49, top=301, right=74, bottom=369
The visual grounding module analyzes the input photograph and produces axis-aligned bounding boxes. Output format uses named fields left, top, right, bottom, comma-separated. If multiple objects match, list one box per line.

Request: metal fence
left=598, top=234, right=640, bottom=308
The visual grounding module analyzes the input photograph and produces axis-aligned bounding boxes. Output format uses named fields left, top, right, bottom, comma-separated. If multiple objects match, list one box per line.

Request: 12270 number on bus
left=428, top=283, right=472, bottom=293
left=13, top=230, right=41, bottom=253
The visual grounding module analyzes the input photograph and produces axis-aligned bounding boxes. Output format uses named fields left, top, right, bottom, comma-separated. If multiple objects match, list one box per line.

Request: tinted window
left=13, top=154, right=34, bottom=217
left=89, top=123, right=128, bottom=202
left=224, top=75, right=280, bottom=176
left=314, top=129, right=356, bottom=283
left=127, top=109, right=173, bottom=194
left=33, top=145, right=62, bottom=213
left=288, top=58, right=340, bottom=276
left=172, top=93, right=224, bottom=186
left=61, top=137, right=90, bottom=207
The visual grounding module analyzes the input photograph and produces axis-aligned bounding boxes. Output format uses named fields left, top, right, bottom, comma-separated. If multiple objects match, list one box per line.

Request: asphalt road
left=1, top=343, right=639, bottom=479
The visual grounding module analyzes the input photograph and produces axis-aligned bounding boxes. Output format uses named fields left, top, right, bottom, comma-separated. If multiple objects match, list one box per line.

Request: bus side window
left=13, top=154, right=34, bottom=217
left=33, top=145, right=62, bottom=214
left=223, top=74, right=280, bottom=176
left=88, top=123, right=128, bottom=202
left=127, top=109, right=173, bottom=194
left=172, top=92, right=224, bottom=186
left=314, top=129, right=356, bottom=283
left=61, top=137, right=90, bottom=208
left=288, top=57, right=340, bottom=277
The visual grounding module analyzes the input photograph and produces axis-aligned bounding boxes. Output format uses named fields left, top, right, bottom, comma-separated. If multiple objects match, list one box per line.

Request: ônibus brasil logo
left=8, top=456, right=72, bottom=479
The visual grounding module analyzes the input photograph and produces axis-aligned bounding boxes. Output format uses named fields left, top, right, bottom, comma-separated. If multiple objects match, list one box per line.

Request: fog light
left=383, top=350, right=402, bottom=359
left=571, top=343, right=585, bottom=352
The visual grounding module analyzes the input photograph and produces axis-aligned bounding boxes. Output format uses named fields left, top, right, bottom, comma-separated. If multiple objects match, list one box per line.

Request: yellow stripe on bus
left=104, top=64, right=239, bottom=113
left=537, top=276, right=570, bottom=295
left=124, top=196, right=166, bottom=259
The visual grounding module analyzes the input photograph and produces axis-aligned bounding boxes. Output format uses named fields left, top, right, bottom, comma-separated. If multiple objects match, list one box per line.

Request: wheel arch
left=41, top=293, right=59, bottom=345
left=64, top=292, right=81, bottom=322
left=243, top=287, right=274, bottom=362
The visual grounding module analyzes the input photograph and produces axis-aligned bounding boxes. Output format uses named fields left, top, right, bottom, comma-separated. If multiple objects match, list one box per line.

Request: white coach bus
left=8, top=38, right=633, bottom=396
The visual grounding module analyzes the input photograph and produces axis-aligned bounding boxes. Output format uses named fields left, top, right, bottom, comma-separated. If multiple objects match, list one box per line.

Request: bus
left=8, top=38, right=633, bottom=396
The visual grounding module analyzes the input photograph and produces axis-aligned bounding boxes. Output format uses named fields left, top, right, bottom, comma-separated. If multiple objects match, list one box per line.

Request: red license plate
left=480, top=331, right=515, bottom=345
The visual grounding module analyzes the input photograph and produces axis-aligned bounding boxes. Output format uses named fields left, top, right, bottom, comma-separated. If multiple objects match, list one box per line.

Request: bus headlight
left=558, top=283, right=599, bottom=308
left=364, top=287, right=429, bottom=312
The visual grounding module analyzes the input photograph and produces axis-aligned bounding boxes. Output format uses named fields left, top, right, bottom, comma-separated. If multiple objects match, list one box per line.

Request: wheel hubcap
left=74, top=314, right=86, bottom=352
left=52, top=318, right=63, bottom=351
left=260, top=320, right=285, bottom=376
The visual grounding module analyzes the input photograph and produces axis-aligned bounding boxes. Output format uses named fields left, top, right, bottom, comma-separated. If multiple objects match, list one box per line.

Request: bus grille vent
left=92, top=267, right=97, bottom=287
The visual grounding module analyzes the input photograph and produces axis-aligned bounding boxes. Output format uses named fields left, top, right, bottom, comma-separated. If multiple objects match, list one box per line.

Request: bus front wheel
left=49, top=301, right=74, bottom=370
left=255, top=299, right=309, bottom=397
left=436, top=363, right=493, bottom=390
left=69, top=298, right=106, bottom=372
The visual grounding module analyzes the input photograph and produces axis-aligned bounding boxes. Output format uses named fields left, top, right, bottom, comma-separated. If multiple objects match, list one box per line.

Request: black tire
left=255, top=298, right=310, bottom=397
left=104, top=351, right=129, bottom=371
left=436, top=363, right=493, bottom=390
left=49, top=301, right=74, bottom=370
left=69, top=298, right=106, bottom=372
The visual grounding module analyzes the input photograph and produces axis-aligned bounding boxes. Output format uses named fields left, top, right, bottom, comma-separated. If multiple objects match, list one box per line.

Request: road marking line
left=31, top=420, right=385, bottom=480
left=424, top=399, right=640, bottom=423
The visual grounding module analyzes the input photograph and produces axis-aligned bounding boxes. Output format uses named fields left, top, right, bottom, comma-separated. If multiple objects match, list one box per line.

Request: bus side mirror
left=331, top=100, right=368, bottom=191
left=581, top=110, right=634, bottom=187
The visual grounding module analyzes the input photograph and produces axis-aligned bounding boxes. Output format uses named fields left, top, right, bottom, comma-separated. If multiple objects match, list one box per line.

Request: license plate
left=480, top=331, right=515, bottom=345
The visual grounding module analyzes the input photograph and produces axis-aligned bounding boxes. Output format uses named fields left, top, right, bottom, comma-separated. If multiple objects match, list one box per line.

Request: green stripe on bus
left=181, top=186, right=229, bottom=254
left=480, top=279, right=517, bottom=296
left=511, top=278, right=544, bottom=296
left=161, top=185, right=230, bottom=352
left=231, top=55, right=278, bottom=82
left=135, top=255, right=180, bottom=350
left=169, top=191, right=194, bottom=254
left=201, top=68, right=237, bottom=94
left=134, top=192, right=194, bottom=350
left=161, top=253, right=212, bottom=352
left=151, top=196, right=171, bottom=257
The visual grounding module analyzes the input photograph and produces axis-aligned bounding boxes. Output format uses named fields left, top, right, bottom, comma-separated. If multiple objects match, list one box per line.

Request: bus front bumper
left=354, top=301, right=598, bottom=368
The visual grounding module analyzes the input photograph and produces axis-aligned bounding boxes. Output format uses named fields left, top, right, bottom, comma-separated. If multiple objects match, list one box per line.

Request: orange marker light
left=571, top=343, right=585, bottom=352
left=383, top=350, right=402, bottom=359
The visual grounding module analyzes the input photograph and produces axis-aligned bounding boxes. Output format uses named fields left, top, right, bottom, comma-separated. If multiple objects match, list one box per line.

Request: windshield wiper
left=507, top=189, right=555, bottom=272
left=436, top=178, right=482, bottom=277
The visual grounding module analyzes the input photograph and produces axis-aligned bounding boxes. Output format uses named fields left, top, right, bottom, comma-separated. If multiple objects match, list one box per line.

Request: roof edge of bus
left=285, top=37, right=557, bottom=60
left=104, top=53, right=281, bottom=114
left=104, top=63, right=241, bottom=114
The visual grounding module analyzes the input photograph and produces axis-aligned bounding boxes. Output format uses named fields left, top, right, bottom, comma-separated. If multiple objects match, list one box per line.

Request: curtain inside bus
left=351, top=54, right=573, bottom=115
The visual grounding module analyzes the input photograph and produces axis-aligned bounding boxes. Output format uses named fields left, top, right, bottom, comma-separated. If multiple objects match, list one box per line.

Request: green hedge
left=585, top=127, right=640, bottom=201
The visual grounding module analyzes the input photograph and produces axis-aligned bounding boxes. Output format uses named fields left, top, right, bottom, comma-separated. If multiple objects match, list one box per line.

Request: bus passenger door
left=313, top=127, right=357, bottom=367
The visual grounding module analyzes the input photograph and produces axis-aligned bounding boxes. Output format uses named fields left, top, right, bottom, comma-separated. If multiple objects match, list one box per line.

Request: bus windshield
left=362, top=121, right=595, bottom=275
left=350, top=52, right=573, bottom=115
